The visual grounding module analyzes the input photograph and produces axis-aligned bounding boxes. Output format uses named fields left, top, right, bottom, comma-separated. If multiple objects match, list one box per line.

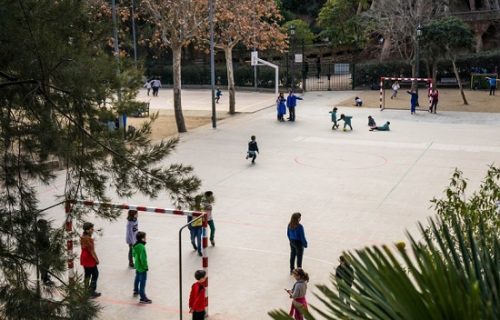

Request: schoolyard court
left=38, top=90, right=500, bottom=319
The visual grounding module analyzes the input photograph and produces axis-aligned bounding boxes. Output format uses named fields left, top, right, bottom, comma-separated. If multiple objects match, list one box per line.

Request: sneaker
left=133, top=291, right=139, bottom=297
left=210, top=239, right=215, bottom=246
left=139, top=298, right=152, bottom=304
left=90, top=292, right=101, bottom=299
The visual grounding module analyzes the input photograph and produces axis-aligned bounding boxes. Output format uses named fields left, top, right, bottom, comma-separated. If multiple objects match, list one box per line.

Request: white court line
left=294, top=136, right=500, bottom=153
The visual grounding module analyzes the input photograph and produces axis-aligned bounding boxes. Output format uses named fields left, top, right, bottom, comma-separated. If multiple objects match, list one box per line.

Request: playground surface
left=38, top=89, right=500, bottom=319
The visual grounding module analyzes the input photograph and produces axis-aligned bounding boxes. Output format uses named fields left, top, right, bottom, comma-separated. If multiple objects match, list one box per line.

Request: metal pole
left=291, top=34, right=295, bottom=90
left=302, top=39, right=306, bottom=92
left=111, top=0, right=121, bottom=102
left=209, top=0, right=216, bottom=128
left=253, top=48, right=257, bottom=91
left=415, top=23, right=421, bottom=106
left=131, top=0, right=138, bottom=63
left=178, top=215, right=204, bottom=320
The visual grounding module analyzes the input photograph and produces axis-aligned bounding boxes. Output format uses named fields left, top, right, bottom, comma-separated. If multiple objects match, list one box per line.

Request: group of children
left=276, top=90, right=304, bottom=122
left=329, top=107, right=390, bottom=132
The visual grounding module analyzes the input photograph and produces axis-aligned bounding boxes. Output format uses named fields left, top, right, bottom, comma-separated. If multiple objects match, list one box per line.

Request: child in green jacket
left=133, top=231, right=152, bottom=304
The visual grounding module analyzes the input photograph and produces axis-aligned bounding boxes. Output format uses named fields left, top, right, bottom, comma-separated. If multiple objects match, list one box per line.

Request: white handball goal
left=379, top=77, right=433, bottom=111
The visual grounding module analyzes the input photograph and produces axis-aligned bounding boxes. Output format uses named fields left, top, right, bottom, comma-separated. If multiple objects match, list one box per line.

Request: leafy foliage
left=0, top=0, right=200, bottom=318
left=269, top=168, right=500, bottom=319
left=283, top=19, right=316, bottom=45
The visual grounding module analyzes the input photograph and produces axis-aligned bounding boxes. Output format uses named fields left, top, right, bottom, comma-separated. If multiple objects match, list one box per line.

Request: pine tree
left=0, top=0, right=200, bottom=318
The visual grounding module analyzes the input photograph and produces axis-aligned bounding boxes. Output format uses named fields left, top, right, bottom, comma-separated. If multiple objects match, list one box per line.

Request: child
left=407, top=90, right=418, bottom=115
left=276, top=92, right=287, bottom=121
left=390, top=81, right=400, bottom=99
left=189, top=270, right=207, bottom=320
left=370, top=121, right=391, bottom=131
left=368, top=116, right=376, bottom=129
left=133, top=231, right=152, bottom=304
left=286, top=268, right=309, bottom=320
left=429, top=89, right=439, bottom=114
left=80, top=222, right=101, bottom=298
left=246, top=135, right=259, bottom=164
left=189, top=195, right=203, bottom=256
left=215, top=88, right=222, bottom=103
left=36, top=219, right=54, bottom=286
left=329, top=107, right=339, bottom=130
left=203, top=191, right=216, bottom=246
left=354, top=96, right=363, bottom=107
left=126, top=210, right=138, bottom=268
left=338, top=114, right=353, bottom=131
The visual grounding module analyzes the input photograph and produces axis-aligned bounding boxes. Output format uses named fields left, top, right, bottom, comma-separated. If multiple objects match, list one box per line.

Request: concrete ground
left=38, top=90, right=500, bottom=319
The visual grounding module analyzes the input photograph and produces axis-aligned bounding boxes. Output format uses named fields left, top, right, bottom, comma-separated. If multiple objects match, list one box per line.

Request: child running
left=338, top=114, right=353, bottom=131
left=286, top=268, right=309, bottom=320
left=246, top=135, right=259, bottom=164
left=329, top=107, right=339, bottom=130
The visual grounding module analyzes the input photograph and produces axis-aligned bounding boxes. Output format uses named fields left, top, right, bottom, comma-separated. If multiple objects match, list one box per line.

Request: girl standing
left=126, top=210, right=138, bottom=268
left=287, top=268, right=309, bottom=320
left=287, top=212, right=308, bottom=274
left=80, top=222, right=101, bottom=298
left=277, top=92, right=286, bottom=121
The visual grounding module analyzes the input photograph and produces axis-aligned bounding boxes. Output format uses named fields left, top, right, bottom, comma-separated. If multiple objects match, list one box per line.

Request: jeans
left=208, top=220, right=215, bottom=242
left=288, top=107, right=296, bottom=121
left=289, top=240, right=304, bottom=272
left=84, top=266, right=99, bottom=293
left=134, top=271, right=148, bottom=300
left=191, top=227, right=202, bottom=254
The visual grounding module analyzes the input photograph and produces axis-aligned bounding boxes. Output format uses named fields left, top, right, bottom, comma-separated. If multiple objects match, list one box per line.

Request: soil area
left=127, top=110, right=228, bottom=141
left=338, top=88, right=500, bottom=113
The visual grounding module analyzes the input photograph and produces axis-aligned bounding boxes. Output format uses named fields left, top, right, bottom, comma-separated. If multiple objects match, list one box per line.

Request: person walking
left=335, top=255, right=354, bottom=305
left=246, top=135, right=259, bottom=164
left=189, top=195, right=204, bottom=257
left=276, top=92, right=287, bottom=121
left=407, top=90, right=418, bottom=115
left=286, top=90, right=303, bottom=122
left=36, top=219, right=54, bottom=286
left=338, top=114, right=353, bottom=131
left=133, top=231, right=152, bottom=304
left=189, top=270, right=207, bottom=320
left=126, top=209, right=138, bottom=268
left=429, top=89, right=439, bottom=114
left=287, top=212, right=308, bottom=274
left=215, top=88, right=222, bottom=103
left=203, top=191, right=216, bottom=246
left=80, top=222, right=101, bottom=298
left=151, top=78, right=161, bottom=97
left=286, top=268, right=309, bottom=320
left=144, top=80, right=152, bottom=96
left=329, top=107, right=339, bottom=130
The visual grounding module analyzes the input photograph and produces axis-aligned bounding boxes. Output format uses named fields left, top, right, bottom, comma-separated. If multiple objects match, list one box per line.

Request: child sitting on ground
left=354, top=97, right=363, bottom=107
left=370, top=121, right=391, bottom=131
left=368, top=116, right=376, bottom=129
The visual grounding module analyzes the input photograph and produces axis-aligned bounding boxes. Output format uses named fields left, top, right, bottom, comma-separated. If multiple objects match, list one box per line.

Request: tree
left=366, top=0, right=447, bottom=71
left=0, top=0, right=200, bottom=318
left=317, top=0, right=368, bottom=48
left=269, top=167, right=499, bottom=319
left=422, top=17, right=474, bottom=105
left=208, top=0, right=286, bottom=114
left=282, top=19, right=316, bottom=46
left=141, top=0, right=206, bottom=132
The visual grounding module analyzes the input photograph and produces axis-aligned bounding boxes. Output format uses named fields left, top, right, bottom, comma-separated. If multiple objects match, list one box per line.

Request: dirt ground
left=127, top=110, right=228, bottom=141
left=338, top=88, right=500, bottom=113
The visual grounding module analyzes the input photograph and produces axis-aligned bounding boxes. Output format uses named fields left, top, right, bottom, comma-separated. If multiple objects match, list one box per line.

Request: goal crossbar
left=380, top=77, right=433, bottom=110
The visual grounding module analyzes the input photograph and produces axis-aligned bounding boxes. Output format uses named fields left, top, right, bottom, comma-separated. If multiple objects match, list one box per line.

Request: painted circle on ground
left=294, top=150, right=387, bottom=169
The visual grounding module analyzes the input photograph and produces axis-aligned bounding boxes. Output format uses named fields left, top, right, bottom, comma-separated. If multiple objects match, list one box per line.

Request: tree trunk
left=224, top=47, right=236, bottom=114
left=452, top=59, right=468, bottom=105
left=431, top=61, right=438, bottom=89
left=469, top=0, right=476, bottom=10
left=172, top=46, right=187, bottom=132
left=380, top=36, right=391, bottom=61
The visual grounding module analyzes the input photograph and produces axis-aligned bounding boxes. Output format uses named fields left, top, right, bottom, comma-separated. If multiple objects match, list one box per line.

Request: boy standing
left=189, top=270, right=207, bottom=320
left=133, top=231, right=152, bottom=304
left=286, top=90, right=303, bottom=121
left=203, top=191, right=216, bottom=246
left=246, top=135, right=259, bottom=164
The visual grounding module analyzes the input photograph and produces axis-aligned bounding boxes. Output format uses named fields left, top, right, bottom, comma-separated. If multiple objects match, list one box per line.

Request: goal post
left=379, top=77, right=433, bottom=111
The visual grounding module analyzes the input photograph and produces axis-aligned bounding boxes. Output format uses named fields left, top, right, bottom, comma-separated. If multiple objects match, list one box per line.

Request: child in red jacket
left=189, top=270, right=207, bottom=320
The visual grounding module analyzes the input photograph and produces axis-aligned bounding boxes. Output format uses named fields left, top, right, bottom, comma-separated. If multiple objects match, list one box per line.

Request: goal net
left=379, top=77, right=433, bottom=110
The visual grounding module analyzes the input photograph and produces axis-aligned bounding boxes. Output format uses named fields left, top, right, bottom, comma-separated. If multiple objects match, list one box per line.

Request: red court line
left=97, top=296, right=189, bottom=315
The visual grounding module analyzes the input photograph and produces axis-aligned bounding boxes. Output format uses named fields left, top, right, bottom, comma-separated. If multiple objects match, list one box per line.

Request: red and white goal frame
left=64, top=199, right=209, bottom=313
left=379, top=77, right=433, bottom=110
